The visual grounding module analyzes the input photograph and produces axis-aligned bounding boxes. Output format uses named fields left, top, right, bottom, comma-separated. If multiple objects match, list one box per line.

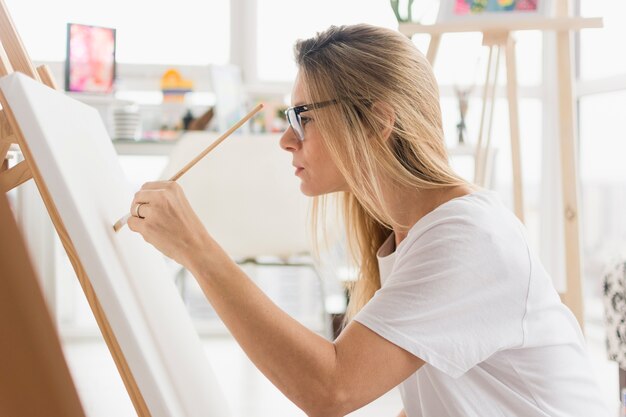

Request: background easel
left=0, top=1, right=150, bottom=415
left=399, top=3, right=603, bottom=329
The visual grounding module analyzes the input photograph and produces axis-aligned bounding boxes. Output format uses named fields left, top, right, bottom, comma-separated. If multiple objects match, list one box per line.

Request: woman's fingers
left=126, top=180, right=206, bottom=268
left=136, top=203, right=153, bottom=219
left=129, top=183, right=178, bottom=221
left=131, top=183, right=182, bottom=210
left=127, top=214, right=144, bottom=232
left=140, top=180, right=176, bottom=190
left=127, top=204, right=153, bottom=225
left=130, top=190, right=162, bottom=214
left=132, top=189, right=163, bottom=203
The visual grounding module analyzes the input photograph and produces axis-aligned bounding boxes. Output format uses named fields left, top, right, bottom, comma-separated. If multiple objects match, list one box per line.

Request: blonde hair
left=293, top=24, right=467, bottom=321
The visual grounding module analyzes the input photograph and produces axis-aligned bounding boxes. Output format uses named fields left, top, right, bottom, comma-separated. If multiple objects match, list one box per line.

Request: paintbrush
left=113, top=103, right=264, bottom=232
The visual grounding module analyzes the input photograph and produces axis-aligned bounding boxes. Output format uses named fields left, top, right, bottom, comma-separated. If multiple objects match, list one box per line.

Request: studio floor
left=59, top=265, right=618, bottom=417
left=63, top=336, right=402, bottom=417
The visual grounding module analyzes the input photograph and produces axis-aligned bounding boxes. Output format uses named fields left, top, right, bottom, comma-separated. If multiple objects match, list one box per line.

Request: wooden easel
left=0, top=1, right=150, bottom=415
left=399, top=3, right=603, bottom=329
left=0, top=191, right=87, bottom=417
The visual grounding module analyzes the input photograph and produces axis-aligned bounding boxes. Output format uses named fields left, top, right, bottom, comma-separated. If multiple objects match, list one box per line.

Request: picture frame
left=65, top=23, right=116, bottom=94
left=437, top=0, right=551, bottom=22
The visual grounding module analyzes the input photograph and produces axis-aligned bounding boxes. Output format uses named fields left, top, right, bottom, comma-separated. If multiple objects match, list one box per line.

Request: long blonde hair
left=293, top=24, right=467, bottom=321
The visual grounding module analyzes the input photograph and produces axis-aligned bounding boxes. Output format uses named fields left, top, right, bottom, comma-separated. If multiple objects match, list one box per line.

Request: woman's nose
left=279, top=127, right=300, bottom=152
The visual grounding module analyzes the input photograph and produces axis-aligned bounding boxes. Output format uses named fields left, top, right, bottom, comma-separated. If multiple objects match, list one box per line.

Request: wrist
left=184, top=232, right=225, bottom=278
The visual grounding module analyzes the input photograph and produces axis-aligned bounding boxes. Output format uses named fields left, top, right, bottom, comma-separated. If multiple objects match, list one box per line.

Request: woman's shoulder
left=396, top=189, right=528, bottom=264
left=384, top=190, right=532, bottom=298
left=405, top=189, right=512, bottom=236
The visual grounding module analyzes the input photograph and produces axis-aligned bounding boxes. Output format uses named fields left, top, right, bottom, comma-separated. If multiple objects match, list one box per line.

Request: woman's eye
left=300, top=116, right=312, bottom=126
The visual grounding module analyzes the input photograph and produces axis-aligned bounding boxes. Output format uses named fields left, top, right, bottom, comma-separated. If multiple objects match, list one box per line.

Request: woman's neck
left=388, top=184, right=476, bottom=247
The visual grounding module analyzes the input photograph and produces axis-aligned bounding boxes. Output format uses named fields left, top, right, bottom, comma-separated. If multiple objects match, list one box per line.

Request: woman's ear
left=371, top=101, right=396, bottom=143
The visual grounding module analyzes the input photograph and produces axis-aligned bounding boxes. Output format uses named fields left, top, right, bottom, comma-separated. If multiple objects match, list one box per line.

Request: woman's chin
left=299, top=183, right=345, bottom=197
left=299, top=184, right=319, bottom=197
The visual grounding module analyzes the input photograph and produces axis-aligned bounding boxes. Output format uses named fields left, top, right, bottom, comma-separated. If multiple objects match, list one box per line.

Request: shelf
left=110, top=139, right=478, bottom=158
left=66, top=92, right=123, bottom=105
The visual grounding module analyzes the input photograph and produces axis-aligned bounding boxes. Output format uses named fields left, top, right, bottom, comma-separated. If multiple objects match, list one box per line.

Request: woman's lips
left=295, top=167, right=304, bottom=176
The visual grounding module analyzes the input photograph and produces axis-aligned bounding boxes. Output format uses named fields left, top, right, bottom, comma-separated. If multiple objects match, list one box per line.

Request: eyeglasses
left=284, top=99, right=338, bottom=141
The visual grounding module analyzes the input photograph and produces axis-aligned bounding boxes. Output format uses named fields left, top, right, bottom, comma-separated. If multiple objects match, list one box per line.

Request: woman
left=128, top=24, right=608, bottom=417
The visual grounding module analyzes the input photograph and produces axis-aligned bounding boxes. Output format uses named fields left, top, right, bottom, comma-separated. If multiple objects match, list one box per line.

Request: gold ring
left=134, top=202, right=146, bottom=219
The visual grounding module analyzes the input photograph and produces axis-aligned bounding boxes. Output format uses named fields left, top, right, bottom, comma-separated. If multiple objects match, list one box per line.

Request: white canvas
left=0, top=72, right=230, bottom=417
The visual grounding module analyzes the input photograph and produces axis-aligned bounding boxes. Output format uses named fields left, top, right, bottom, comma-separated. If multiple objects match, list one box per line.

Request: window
left=579, top=1, right=626, bottom=79
left=5, top=0, right=230, bottom=65
left=429, top=31, right=542, bottom=87
left=577, top=0, right=626, bottom=260
left=256, top=0, right=398, bottom=82
left=579, top=91, right=626, bottom=262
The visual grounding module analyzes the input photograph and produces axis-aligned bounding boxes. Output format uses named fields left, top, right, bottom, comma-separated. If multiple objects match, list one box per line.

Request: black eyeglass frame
left=284, top=99, right=338, bottom=141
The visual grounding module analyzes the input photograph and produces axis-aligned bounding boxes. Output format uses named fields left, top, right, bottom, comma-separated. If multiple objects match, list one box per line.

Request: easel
left=0, top=191, right=86, bottom=417
left=399, top=3, right=603, bottom=329
left=0, top=1, right=150, bottom=415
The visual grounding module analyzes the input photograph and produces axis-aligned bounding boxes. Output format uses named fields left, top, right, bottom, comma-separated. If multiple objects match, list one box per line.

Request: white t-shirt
left=354, top=190, right=609, bottom=417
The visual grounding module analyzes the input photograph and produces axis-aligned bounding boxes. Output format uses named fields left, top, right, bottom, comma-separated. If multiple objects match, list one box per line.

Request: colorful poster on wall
left=65, top=23, right=116, bottom=94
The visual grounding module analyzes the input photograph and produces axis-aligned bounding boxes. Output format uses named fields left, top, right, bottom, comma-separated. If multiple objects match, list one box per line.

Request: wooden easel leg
left=1, top=109, right=13, bottom=170
left=555, top=27, right=585, bottom=330
left=0, top=0, right=39, bottom=80
left=1, top=109, right=12, bottom=138
left=0, top=36, right=12, bottom=76
left=0, top=159, right=32, bottom=191
left=505, top=35, right=525, bottom=223
left=36, top=65, right=59, bottom=90
left=475, top=41, right=502, bottom=187
left=0, top=142, right=9, bottom=162
left=474, top=45, right=495, bottom=185
left=482, top=45, right=500, bottom=187
left=426, top=34, right=441, bottom=66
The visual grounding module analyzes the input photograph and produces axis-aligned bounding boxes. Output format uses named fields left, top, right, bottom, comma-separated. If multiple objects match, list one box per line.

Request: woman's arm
left=128, top=182, right=424, bottom=417
left=187, top=239, right=422, bottom=417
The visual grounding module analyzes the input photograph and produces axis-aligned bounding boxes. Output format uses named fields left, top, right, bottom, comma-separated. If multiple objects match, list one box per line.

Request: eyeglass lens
left=287, top=108, right=304, bottom=140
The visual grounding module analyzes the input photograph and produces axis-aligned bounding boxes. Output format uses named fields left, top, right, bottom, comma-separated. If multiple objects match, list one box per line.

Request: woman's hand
left=127, top=181, right=211, bottom=269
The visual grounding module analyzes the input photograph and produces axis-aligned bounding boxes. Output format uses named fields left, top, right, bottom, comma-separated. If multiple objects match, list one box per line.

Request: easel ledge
left=399, top=16, right=602, bottom=36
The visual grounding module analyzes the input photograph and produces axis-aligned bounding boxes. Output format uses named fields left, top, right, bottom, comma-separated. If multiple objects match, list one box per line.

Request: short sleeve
left=354, top=216, right=531, bottom=378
